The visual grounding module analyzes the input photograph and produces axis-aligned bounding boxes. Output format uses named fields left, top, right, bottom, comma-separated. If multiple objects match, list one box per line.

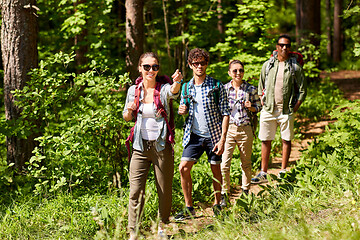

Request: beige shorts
left=258, top=108, right=294, bottom=141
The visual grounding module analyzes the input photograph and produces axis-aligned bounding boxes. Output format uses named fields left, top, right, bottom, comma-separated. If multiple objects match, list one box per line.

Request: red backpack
left=125, top=75, right=175, bottom=160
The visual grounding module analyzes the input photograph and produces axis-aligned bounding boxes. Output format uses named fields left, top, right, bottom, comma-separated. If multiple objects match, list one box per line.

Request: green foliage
left=37, top=0, right=126, bottom=74
left=208, top=0, right=276, bottom=83
left=297, top=38, right=322, bottom=79
left=12, top=52, right=132, bottom=195
left=296, top=77, right=344, bottom=122
left=337, top=3, right=360, bottom=70
left=295, top=100, right=360, bottom=194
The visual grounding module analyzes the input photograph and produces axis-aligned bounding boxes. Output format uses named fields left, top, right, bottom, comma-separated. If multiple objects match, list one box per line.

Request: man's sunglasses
left=191, top=61, right=207, bottom=67
left=142, top=64, right=160, bottom=71
left=277, top=43, right=291, bottom=48
left=232, top=69, right=244, bottom=74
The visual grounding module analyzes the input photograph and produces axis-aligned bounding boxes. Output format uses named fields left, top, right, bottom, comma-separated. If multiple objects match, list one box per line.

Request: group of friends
left=123, top=34, right=307, bottom=239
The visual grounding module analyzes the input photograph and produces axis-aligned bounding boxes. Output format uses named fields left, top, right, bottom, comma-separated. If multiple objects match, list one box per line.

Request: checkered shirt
left=224, top=80, right=261, bottom=127
left=181, top=75, right=230, bottom=147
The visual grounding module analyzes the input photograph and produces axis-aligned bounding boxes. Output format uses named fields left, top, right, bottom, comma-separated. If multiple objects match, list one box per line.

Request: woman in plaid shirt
left=220, top=60, right=261, bottom=207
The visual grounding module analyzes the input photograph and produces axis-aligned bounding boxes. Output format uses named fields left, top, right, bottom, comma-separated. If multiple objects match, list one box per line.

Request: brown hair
left=228, top=59, right=244, bottom=70
left=138, top=52, right=160, bottom=68
left=187, top=48, right=209, bottom=65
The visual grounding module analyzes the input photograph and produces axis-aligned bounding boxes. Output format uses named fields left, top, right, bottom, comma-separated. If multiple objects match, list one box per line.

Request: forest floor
left=160, top=70, right=360, bottom=238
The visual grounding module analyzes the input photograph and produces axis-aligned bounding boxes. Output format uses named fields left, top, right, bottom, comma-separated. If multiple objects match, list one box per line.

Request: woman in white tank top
left=123, top=52, right=183, bottom=239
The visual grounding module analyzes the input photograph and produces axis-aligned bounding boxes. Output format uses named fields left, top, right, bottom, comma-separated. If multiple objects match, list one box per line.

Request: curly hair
left=187, top=48, right=209, bottom=65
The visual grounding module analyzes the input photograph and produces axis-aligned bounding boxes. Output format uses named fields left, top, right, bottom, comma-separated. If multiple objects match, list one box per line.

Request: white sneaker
left=278, top=169, right=288, bottom=178
left=158, top=226, right=167, bottom=239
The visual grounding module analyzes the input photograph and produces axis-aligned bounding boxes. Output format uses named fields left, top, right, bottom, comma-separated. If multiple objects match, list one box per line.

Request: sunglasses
left=232, top=69, right=244, bottom=74
left=191, top=61, right=207, bottom=67
left=142, top=64, right=160, bottom=71
left=277, top=43, right=291, bottom=48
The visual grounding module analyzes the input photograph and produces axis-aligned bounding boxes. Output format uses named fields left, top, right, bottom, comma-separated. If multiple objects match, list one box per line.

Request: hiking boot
left=242, top=189, right=249, bottom=195
left=174, top=207, right=195, bottom=221
left=212, top=204, right=222, bottom=217
left=278, top=169, right=288, bottom=178
left=220, top=194, right=228, bottom=208
left=251, top=172, right=268, bottom=184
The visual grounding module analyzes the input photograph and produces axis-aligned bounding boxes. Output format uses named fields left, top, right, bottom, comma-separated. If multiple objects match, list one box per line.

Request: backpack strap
left=263, top=50, right=277, bottom=97
left=182, top=81, right=193, bottom=106
left=206, top=78, right=221, bottom=105
left=125, top=84, right=141, bottom=161
left=243, top=83, right=257, bottom=137
left=213, top=79, right=221, bottom=105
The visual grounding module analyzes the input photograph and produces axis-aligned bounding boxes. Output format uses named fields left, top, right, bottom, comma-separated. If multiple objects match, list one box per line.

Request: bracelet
left=175, top=79, right=183, bottom=84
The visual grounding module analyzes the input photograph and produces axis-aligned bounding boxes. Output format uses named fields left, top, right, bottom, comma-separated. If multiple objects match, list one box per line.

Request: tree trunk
left=295, top=0, right=321, bottom=47
left=333, top=0, right=342, bottom=62
left=326, top=0, right=332, bottom=58
left=217, top=0, right=224, bottom=35
left=74, top=0, right=88, bottom=74
left=162, top=0, right=172, bottom=61
left=1, top=0, right=38, bottom=169
left=125, top=0, right=144, bottom=80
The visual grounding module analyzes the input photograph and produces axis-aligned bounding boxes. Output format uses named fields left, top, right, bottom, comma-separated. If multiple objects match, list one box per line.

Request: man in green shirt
left=252, top=34, right=307, bottom=183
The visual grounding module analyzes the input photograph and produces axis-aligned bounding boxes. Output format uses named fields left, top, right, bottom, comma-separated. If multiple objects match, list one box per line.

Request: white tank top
left=141, top=103, right=159, bottom=140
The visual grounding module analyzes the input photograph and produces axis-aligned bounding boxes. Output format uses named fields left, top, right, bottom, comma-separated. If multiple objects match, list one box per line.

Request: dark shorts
left=181, top=133, right=222, bottom=165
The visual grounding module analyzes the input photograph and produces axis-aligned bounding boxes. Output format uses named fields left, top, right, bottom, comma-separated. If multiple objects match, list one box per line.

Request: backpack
left=243, top=85, right=259, bottom=137
left=125, top=75, right=175, bottom=160
left=181, top=78, right=221, bottom=106
left=262, top=50, right=304, bottom=106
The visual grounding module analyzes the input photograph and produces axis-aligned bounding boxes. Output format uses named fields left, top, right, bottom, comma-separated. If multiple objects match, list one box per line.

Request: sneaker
left=174, top=207, right=195, bottom=221
left=278, top=169, right=288, bottom=178
left=251, top=172, right=268, bottom=184
left=212, top=204, right=222, bottom=217
left=157, top=226, right=167, bottom=240
left=220, top=194, right=228, bottom=208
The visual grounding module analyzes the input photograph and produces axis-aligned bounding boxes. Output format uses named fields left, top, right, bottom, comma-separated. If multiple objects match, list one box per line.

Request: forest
left=0, top=0, right=359, bottom=239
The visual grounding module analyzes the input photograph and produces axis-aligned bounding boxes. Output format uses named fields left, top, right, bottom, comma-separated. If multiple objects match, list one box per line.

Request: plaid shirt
left=180, top=75, right=230, bottom=147
left=224, top=80, right=261, bottom=127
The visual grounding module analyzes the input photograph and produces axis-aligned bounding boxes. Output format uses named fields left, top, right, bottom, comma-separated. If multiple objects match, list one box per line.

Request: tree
left=74, top=0, right=88, bottom=74
left=296, top=0, right=321, bottom=47
left=333, top=0, right=343, bottom=62
left=1, top=0, right=39, bottom=169
left=125, top=0, right=144, bottom=80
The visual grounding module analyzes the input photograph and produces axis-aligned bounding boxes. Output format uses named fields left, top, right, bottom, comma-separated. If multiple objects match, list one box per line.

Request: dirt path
left=162, top=70, right=360, bottom=238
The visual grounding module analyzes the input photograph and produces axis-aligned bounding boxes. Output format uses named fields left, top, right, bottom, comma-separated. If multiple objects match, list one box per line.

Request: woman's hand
left=245, top=100, right=256, bottom=112
left=172, top=69, right=183, bottom=83
left=171, top=69, right=183, bottom=94
left=244, top=100, right=251, bottom=108
left=123, top=102, right=137, bottom=121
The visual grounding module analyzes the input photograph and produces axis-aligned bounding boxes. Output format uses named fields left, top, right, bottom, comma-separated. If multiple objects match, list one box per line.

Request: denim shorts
left=181, top=133, right=222, bottom=165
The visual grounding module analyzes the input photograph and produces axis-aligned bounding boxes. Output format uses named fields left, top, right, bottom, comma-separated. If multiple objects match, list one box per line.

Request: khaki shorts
left=258, top=108, right=294, bottom=141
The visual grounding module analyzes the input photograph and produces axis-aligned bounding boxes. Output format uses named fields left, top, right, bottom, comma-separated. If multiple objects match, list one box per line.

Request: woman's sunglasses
left=232, top=69, right=244, bottom=74
left=142, top=64, right=160, bottom=71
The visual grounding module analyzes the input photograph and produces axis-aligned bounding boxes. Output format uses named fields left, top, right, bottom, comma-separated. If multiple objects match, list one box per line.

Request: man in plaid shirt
left=174, top=48, right=230, bottom=220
